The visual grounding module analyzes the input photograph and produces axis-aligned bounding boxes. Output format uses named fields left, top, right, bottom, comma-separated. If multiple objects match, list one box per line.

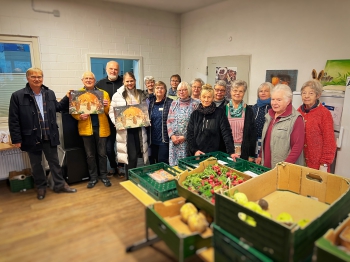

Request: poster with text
left=215, top=67, right=237, bottom=98
left=113, top=103, right=150, bottom=130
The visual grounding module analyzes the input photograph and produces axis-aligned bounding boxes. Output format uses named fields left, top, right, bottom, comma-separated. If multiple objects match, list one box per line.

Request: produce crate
left=215, top=162, right=350, bottom=262
left=213, top=224, right=273, bottom=262
left=178, top=151, right=270, bottom=176
left=176, top=158, right=253, bottom=218
left=128, top=162, right=181, bottom=201
left=146, top=197, right=212, bottom=262
left=314, top=216, right=350, bottom=262
left=8, top=168, right=34, bottom=192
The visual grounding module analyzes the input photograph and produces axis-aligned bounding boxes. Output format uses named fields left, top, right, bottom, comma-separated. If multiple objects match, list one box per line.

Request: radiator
left=0, top=148, right=31, bottom=180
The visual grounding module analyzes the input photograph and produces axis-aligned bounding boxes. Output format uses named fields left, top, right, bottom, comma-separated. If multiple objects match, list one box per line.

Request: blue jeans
left=150, top=143, right=169, bottom=165
left=82, top=126, right=107, bottom=180
left=27, top=140, right=65, bottom=190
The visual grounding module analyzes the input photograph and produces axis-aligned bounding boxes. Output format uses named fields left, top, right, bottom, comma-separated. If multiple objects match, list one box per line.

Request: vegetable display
left=182, top=164, right=246, bottom=204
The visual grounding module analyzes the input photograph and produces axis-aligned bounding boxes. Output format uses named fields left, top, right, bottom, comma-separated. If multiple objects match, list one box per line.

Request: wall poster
left=113, top=104, right=150, bottom=130
left=265, top=70, right=298, bottom=91
left=215, top=66, right=237, bottom=98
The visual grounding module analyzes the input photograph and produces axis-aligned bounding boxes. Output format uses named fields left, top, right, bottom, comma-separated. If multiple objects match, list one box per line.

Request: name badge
left=159, top=108, right=163, bottom=111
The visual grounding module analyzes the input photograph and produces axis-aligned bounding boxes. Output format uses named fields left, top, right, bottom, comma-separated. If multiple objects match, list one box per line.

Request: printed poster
left=69, top=90, right=104, bottom=114
left=215, top=66, right=237, bottom=98
left=113, top=103, right=150, bottom=130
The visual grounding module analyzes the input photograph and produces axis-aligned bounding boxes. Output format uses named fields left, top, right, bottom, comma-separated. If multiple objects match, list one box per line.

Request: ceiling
left=102, top=0, right=226, bottom=14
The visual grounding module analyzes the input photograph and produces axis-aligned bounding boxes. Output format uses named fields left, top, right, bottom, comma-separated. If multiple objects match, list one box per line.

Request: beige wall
left=181, top=0, right=350, bottom=104
left=0, top=0, right=181, bottom=98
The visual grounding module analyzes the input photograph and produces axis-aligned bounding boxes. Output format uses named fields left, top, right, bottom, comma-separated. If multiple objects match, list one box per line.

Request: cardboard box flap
left=325, top=175, right=350, bottom=204
left=300, top=168, right=328, bottom=203
left=154, top=197, right=186, bottom=217
left=276, top=163, right=302, bottom=194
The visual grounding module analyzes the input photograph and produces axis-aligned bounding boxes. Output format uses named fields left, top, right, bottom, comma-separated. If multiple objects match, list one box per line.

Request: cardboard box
left=215, top=162, right=350, bottom=261
left=8, top=168, right=34, bottom=192
left=146, top=197, right=212, bottom=261
left=176, top=158, right=253, bottom=218
left=314, top=216, right=350, bottom=262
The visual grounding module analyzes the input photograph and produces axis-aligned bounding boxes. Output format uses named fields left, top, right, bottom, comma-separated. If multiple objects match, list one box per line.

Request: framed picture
left=113, top=103, right=150, bottom=130
left=265, top=70, right=298, bottom=91
left=215, top=66, right=237, bottom=98
left=323, top=59, right=350, bottom=86
left=69, top=90, right=104, bottom=114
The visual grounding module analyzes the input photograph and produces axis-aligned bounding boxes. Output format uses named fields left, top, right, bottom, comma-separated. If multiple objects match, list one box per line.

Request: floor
left=0, top=173, right=186, bottom=262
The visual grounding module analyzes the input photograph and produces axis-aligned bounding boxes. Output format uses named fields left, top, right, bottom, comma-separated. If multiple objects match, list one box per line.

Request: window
left=0, top=35, right=40, bottom=127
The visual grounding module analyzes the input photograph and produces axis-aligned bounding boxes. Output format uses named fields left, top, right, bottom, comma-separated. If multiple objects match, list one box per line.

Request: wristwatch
left=322, top=164, right=328, bottom=168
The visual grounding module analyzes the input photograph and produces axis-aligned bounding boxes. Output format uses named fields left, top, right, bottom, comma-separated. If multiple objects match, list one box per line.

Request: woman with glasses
left=297, top=79, right=336, bottom=172
left=213, top=80, right=229, bottom=109
left=225, top=80, right=256, bottom=161
left=167, top=82, right=199, bottom=166
left=252, top=82, right=273, bottom=158
left=187, top=85, right=238, bottom=160
left=147, top=81, right=173, bottom=164
left=167, top=74, right=181, bottom=100
left=190, top=78, right=204, bottom=100
left=109, top=72, right=148, bottom=179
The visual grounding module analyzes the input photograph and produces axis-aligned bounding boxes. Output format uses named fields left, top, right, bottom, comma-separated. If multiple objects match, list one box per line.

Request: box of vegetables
left=176, top=157, right=254, bottom=218
left=215, top=162, right=350, bottom=262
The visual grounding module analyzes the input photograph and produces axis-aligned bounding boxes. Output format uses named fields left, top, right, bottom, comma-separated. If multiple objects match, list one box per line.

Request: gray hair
left=190, top=78, right=205, bottom=86
left=257, top=82, right=274, bottom=96
left=271, top=84, right=293, bottom=102
left=144, top=76, right=155, bottom=84
left=231, top=80, right=248, bottom=92
left=177, top=81, right=192, bottom=97
left=81, top=71, right=95, bottom=79
left=301, top=79, right=323, bottom=97
left=215, top=80, right=227, bottom=88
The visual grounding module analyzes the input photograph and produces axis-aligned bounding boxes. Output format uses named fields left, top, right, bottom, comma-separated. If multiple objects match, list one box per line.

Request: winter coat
left=71, top=87, right=111, bottom=137
left=109, top=86, right=148, bottom=165
left=8, top=83, right=69, bottom=152
left=187, top=106, right=235, bottom=155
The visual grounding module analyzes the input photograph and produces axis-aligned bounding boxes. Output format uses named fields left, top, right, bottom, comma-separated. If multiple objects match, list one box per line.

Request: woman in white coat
left=109, top=72, right=148, bottom=179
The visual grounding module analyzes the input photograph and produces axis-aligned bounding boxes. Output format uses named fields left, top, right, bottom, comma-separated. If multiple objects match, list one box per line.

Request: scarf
left=257, top=98, right=271, bottom=107
left=197, top=102, right=216, bottom=115
left=229, top=100, right=244, bottom=117
left=301, top=100, right=319, bottom=113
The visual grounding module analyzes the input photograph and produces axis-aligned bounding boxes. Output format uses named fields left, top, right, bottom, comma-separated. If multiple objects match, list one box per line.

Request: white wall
left=181, top=0, right=350, bottom=104
left=0, top=0, right=181, bottom=98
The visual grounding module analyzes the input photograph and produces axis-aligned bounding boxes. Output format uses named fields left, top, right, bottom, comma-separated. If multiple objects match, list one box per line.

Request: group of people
left=8, top=61, right=337, bottom=200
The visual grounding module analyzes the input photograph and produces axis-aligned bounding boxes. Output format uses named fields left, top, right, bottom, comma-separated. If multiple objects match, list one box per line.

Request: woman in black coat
left=187, top=85, right=239, bottom=160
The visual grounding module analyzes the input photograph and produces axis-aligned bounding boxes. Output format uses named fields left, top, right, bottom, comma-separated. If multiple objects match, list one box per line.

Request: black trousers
left=27, top=140, right=65, bottom=190
left=125, top=128, right=142, bottom=179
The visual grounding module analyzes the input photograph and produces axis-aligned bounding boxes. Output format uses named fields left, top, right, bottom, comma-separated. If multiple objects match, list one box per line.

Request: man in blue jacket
left=8, top=68, right=77, bottom=200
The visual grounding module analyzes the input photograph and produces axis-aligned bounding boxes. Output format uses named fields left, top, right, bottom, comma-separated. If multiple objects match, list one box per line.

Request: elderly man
left=72, top=71, right=112, bottom=188
left=96, top=61, right=124, bottom=177
left=9, top=67, right=77, bottom=200
left=214, top=80, right=229, bottom=109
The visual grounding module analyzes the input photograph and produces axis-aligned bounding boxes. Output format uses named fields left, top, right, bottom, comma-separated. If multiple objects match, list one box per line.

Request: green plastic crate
left=213, top=224, right=273, bottom=262
left=128, top=162, right=181, bottom=201
left=178, top=151, right=270, bottom=175
left=9, top=176, right=34, bottom=192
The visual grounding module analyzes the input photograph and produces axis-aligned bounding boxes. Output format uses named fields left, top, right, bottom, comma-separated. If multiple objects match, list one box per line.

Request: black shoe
left=87, top=180, right=98, bottom=188
left=101, top=178, right=111, bottom=187
left=37, top=188, right=46, bottom=200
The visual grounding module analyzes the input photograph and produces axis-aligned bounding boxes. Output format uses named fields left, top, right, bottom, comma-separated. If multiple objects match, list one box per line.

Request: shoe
left=117, top=167, right=125, bottom=178
left=54, top=183, right=77, bottom=193
left=37, top=188, right=46, bottom=200
left=107, top=169, right=115, bottom=177
left=87, top=180, right=98, bottom=188
left=101, top=178, right=111, bottom=187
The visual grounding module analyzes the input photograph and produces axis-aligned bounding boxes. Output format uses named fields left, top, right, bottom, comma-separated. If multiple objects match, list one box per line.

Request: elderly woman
left=297, top=80, right=336, bottom=172
left=148, top=81, right=173, bottom=164
left=190, top=78, right=204, bottom=100
left=167, top=82, right=199, bottom=166
left=187, top=85, right=239, bottom=160
left=143, top=76, right=155, bottom=98
left=214, top=80, right=229, bottom=109
left=225, top=80, right=256, bottom=161
left=252, top=82, right=274, bottom=157
left=256, top=84, right=305, bottom=168
left=109, top=72, right=148, bottom=179
left=168, top=74, right=181, bottom=100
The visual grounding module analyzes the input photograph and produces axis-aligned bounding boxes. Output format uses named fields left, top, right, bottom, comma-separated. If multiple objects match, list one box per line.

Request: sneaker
left=87, top=180, right=98, bottom=188
left=101, top=178, right=112, bottom=187
left=117, top=166, right=125, bottom=178
left=107, top=169, right=115, bottom=177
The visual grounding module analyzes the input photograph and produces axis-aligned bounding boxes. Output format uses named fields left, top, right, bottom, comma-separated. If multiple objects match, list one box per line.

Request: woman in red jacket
left=297, top=79, right=336, bottom=172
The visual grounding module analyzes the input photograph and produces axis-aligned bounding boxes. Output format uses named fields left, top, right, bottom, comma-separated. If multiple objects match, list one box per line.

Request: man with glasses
left=9, top=67, right=77, bottom=200
left=96, top=61, right=124, bottom=177
left=167, top=74, right=181, bottom=100
left=214, top=80, right=229, bottom=109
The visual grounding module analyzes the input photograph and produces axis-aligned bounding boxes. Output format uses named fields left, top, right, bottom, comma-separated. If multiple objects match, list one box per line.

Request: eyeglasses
left=30, top=76, right=43, bottom=79
left=214, top=89, right=225, bottom=93
left=171, top=80, right=179, bottom=83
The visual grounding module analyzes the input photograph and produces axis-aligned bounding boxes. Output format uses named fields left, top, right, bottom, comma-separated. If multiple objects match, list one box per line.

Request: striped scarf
left=30, top=90, right=50, bottom=140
